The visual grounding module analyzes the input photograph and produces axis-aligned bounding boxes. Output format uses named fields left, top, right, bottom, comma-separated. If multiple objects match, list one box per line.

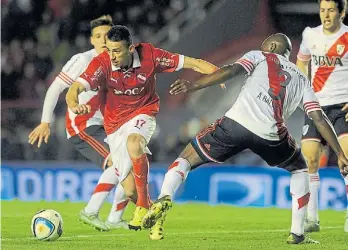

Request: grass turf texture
left=1, top=200, right=347, bottom=249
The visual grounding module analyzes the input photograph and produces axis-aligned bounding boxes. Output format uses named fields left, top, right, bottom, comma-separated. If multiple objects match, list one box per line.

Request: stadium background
left=1, top=0, right=348, bottom=209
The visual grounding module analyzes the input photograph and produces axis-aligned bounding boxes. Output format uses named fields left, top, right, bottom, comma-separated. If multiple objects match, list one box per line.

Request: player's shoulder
left=92, top=50, right=111, bottom=68
left=68, top=49, right=97, bottom=65
left=243, top=50, right=266, bottom=61
left=246, top=50, right=264, bottom=56
left=134, top=42, right=156, bottom=55
left=342, top=24, right=348, bottom=32
left=135, top=42, right=155, bottom=49
left=302, top=25, right=322, bottom=38
left=61, top=49, right=97, bottom=73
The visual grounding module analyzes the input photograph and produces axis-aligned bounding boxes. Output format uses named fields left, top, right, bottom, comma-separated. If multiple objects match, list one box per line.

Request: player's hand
left=70, top=104, right=91, bottom=115
left=169, top=79, right=193, bottom=95
left=342, top=103, right=348, bottom=122
left=220, top=83, right=226, bottom=90
left=28, top=123, right=51, bottom=148
left=337, top=153, right=348, bottom=177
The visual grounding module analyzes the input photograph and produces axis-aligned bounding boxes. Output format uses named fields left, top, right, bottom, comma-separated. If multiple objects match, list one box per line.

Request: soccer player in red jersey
left=66, top=25, right=223, bottom=230
left=28, top=15, right=133, bottom=231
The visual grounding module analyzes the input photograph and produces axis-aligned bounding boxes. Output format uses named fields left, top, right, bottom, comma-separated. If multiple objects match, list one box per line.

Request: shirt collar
left=111, top=49, right=141, bottom=71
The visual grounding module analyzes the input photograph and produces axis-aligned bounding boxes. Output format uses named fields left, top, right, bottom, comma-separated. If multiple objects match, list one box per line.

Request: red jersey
left=77, top=43, right=184, bottom=134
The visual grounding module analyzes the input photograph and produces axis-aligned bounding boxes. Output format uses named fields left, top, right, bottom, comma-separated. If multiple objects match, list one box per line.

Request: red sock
left=131, top=154, right=150, bottom=209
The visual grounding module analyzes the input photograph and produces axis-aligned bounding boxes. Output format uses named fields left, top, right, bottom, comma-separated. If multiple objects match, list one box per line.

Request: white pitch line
left=1, top=226, right=342, bottom=241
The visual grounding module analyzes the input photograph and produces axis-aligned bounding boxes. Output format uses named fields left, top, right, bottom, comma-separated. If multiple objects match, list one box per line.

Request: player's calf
left=158, top=158, right=191, bottom=199
left=127, top=134, right=151, bottom=209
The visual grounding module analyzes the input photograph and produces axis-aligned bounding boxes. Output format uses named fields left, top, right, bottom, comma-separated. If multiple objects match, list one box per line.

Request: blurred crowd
left=1, top=0, right=188, bottom=102
left=1, top=0, right=223, bottom=163
left=1, top=0, right=335, bottom=168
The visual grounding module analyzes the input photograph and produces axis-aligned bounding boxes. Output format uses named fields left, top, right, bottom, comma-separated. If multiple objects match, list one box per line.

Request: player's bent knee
left=303, top=155, right=320, bottom=172
left=179, top=143, right=205, bottom=170
left=339, top=136, right=348, bottom=157
left=283, top=152, right=308, bottom=172
left=301, top=141, right=321, bottom=172
left=126, top=134, right=146, bottom=157
left=121, top=170, right=137, bottom=201
left=121, top=180, right=137, bottom=202
left=124, top=188, right=137, bottom=202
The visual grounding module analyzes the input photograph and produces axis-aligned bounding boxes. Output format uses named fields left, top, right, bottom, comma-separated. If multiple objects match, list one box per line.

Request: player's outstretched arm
left=28, top=80, right=70, bottom=148
left=66, top=82, right=91, bottom=115
left=182, top=56, right=226, bottom=89
left=183, top=56, right=219, bottom=74
left=170, top=64, right=246, bottom=95
left=296, top=59, right=310, bottom=77
left=310, top=110, right=348, bottom=175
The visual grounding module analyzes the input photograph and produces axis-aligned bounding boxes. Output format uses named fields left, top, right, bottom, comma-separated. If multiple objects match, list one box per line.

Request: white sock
left=159, top=158, right=191, bottom=199
left=107, top=183, right=129, bottom=223
left=84, top=167, right=118, bottom=214
left=307, top=172, right=320, bottom=222
left=344, top=175, right=348, bottom=213
left=290, top=169, right=310, bottom=236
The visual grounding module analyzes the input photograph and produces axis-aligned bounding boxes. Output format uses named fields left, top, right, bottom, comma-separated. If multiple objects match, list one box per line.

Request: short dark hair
left=319, top=0, right=347, bottom=13
left=106, top=25, right=132, bottom=46
left=90, top=15, right=114, bottom=35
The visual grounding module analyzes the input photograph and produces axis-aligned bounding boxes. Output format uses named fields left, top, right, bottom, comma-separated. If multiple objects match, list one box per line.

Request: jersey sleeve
left=302, top=80, right=322, bottom=117
left=58, top=53, right=88, bottom=85
left=153, top=46, right=184, bottom=73
left=297, top=27, right=311, bottom=61
left=41, top=53, right=88, bottom=122
left=234, top=50, right=264, bottom=75
left=40, top=78, right=69, bottom=123
left=76, top=57, right=106, bottom=91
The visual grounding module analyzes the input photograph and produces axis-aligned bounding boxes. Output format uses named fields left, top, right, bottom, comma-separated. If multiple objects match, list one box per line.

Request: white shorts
left=107, top=114, right=156, bottom=182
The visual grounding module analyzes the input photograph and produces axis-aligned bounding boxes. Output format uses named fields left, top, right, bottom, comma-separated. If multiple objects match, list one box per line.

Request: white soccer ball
left=31, top=209, right=63, bottom=241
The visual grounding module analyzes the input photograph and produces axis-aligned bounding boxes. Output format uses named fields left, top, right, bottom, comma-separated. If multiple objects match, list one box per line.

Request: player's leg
left=301, top=115, right=324, bottom=232
left=339, top=136, right=348, bottom=233
left=158, top=143, right=204, bottom=200
left=127, top=133, right=150, bottom=208
left=69, top=126, right=113, bottom=231
left=143, top=117, right=245, bottom=240
left=334, top=105, right=348, bottom=232
left=301, top=140, right=322, bottom=231
left=124, top=115, right=156, bottom=230
left=106, top=172, right=136, bottom=229
left=249, top=133, right=318, bottom=244
left=80, top=166, right=117, bottom=231
left=285, top=154, right=319, bottom=244
left=157, top=117, right=243, bottom=202
left=70, top=126, right=128, bottom=230
left=143, top=142, right=205, bottom=240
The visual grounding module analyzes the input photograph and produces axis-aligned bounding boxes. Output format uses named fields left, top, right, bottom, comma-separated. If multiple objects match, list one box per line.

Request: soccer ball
left=31, top=209, right=63, bottom=241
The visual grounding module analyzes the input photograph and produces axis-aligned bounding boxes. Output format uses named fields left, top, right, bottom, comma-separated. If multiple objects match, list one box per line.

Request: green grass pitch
left=1, top=200, right=347, bottom=249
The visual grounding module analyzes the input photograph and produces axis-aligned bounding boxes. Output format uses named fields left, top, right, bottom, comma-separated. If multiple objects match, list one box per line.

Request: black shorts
left=301, top=103, right=348, bottom=144
left=69, top=125, right=110, bottom=169
left=191, top=117, right=303, bottom=172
